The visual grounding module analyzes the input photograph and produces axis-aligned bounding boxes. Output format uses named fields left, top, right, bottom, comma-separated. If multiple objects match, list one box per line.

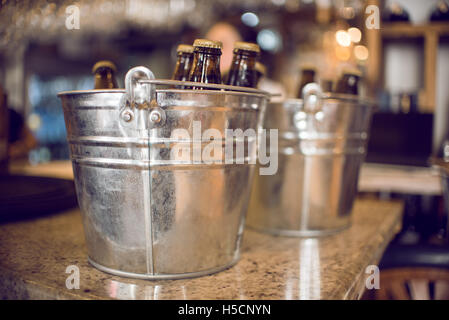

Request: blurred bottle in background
left=93, top=60, right=118, bottom=89
left=430, top=0, right=449, bottom=21
left=225, top=41, right=260, bottom=88
left=189, top=39, right=223, bottom=88
left=172, top=44, right=194, bottom=82
left=321, top=78, right=334, bottom=93
left=335, top=68, right=361, bottom=95
left=383, top=2, right=410, bottom=22
left=296, top=65, right=317, bottom=98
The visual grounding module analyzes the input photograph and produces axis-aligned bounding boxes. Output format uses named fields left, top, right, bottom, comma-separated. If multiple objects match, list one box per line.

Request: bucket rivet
left=121, top=110, right=133, bottom=122
left=150, top=111, right=161, bottom=123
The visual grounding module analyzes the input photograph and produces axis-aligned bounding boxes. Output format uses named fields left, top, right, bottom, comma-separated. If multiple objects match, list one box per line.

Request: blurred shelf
left=382, top=22, right=449, bottom=39
left=366, top=20, right=449, bottom=113
left=8, top=160, right=74, bottom=180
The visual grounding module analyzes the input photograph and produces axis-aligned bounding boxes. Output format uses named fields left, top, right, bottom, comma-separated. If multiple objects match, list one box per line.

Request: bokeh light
left=241, top=12, right=259, bottom=27
left=354, top=45, right=369, bottom=60
left=348, top=27, right=362, bottom=43
left=340, top=7, right=355, bottom=19
left=257, top=29, right=282, bottom=52
left=27, top=113, right=41, bottom=131
left=336, top=30, right=351, bottom=47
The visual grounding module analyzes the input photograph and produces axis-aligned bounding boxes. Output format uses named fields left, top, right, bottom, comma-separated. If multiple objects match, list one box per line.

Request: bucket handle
left=122, top=66, right=166, bottom=127
left=125, top=66, right=156, bottom=108
left=302, top=82, right=323, bottom=114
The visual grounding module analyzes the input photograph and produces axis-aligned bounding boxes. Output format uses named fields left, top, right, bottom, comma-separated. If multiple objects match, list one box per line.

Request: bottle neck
left=172, top=52, right=193, bottom=81
left=189, top=48, right=222, bottom=85
left=301, top=71, right=315, bottom=83
left=297, top=71, right=316, bottom=98
left=226, top=52, right=258, bottom=88
left=336, top=74, right=359, bottom=95
left=94, top=68, right=118, bottom=89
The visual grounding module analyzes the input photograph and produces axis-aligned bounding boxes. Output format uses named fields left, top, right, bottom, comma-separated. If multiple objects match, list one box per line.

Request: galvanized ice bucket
left=58, top=66, right=268, bottom=279
left=246, top=84, right=374, bottom=237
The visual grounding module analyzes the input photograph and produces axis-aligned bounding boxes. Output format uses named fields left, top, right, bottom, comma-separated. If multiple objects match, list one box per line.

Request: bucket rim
left=324, top=93, right=377, bottom=106
left=57, top=89, right=125, bottom=97
left=57, top=88, right=269, bottom=100
left=156, top=88, right=269, bottom=99
left=281, top=94, right=377, bottom=107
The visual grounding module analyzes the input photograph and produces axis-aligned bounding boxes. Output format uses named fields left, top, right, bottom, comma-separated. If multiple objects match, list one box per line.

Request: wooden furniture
left=365, top=268, right=449, bottom=300
left=365, top=0, right=449, bottom=113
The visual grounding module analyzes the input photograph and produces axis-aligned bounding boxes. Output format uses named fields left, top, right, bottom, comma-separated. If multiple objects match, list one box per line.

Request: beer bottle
left=384, top=3, right=410, bottom=22
left=430, top=1, right=449, bottom=22
left=296, top=65, right=317, bottom=98
left=321, top=79, right=334, bottom=93
left=335, top=68, right=361, bottom=95
left=172, top=44, right=194, bottom=82
left=92, top=60, right=118, bottom=89
left=226, top=41, right=260, bottom=88
left=255, top=62, right=266, bottom=86
left=188, top=39, right=222, bottom=88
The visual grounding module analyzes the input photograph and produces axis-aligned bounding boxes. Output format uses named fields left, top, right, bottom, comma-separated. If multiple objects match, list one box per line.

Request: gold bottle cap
left=193, top=39, right=223, bottom=49
left=177, top=44, right=194, bottom=53
left=92, top=60, right=117, bottom=73
left=341, top=67, right=362, bottom=77
left=255, top=62, right=267, bottom=75
left=234, top=41, right=260, bottom=53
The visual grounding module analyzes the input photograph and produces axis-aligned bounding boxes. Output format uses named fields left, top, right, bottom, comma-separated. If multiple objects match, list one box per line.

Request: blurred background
left=1, top=0, right=449, bottom=299
left=0, top=0, right=447, bottom=163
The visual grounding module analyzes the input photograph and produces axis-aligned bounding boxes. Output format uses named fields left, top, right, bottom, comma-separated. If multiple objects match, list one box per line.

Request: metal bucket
left=58, top=66, right=268, bottom=279
left=246, top=84, right=374, bottom=237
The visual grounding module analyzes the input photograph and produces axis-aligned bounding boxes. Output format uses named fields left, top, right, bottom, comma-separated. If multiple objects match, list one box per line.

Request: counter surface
left=1, top=161, right=403, bottom=300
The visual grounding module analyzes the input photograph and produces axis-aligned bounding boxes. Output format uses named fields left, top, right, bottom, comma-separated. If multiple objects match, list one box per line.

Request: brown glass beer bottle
left=172, top=44, right=194, bottom=82
left=335, top=68, right=361, bottom=95
left=296, top=65, right=317, bottom=98
left=92, top=61, right=118, bottom=89
left=225, top=41, right=260, bottom=88
left=188, top=39, right=222, bottom=88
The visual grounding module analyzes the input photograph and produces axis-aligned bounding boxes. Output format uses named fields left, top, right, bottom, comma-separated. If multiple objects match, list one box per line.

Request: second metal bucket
left=58, top=66, right=268, bottom=279
left=247, top=84, right=374, bottom=237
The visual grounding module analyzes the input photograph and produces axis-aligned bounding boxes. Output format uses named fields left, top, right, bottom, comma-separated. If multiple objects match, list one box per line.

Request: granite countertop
left=1, top=161, right=403, bottom=300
